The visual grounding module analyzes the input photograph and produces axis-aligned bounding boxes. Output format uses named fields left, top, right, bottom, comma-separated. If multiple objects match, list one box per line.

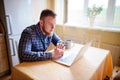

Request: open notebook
left=55, top=41, right=92, bottom=66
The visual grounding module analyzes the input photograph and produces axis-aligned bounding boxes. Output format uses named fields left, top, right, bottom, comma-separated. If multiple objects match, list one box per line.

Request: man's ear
left=40, top=20, right=43, bottom=26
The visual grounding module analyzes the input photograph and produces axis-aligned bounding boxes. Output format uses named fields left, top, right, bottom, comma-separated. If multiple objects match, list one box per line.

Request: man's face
left=40, top=16, right=56, bottom=36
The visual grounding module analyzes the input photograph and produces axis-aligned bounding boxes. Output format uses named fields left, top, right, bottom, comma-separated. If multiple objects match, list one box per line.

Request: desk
left=11, top=44, right=113, bottom=80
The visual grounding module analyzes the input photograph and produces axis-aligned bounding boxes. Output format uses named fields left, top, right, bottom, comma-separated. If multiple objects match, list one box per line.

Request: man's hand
left=56, top=43, right=65, bottom=49
left=52, top=43, right=65, bottom=60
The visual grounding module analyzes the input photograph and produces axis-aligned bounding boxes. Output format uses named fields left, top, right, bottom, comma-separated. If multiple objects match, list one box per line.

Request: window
left=55, top=0, right=120, bottom=28
left=55, top=0, right=64, bottom=24
left=114, top=0, right=120, bottom=26
left=67, top=0, right=84, bottom=24
left=88, top=0, right=108, bottom=26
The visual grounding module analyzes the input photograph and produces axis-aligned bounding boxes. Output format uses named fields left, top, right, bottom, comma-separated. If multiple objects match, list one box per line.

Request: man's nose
left=52, top=24, right=55, bottom=29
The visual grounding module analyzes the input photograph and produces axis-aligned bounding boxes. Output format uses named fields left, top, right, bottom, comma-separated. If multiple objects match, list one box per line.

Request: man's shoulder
left=25, top=24, right=36, bottom=31
left=23, top=24, right=37, bottom=34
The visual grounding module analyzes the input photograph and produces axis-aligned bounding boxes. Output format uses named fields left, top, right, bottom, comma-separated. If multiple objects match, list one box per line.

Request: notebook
left=55, top=41, right=92, bottom=66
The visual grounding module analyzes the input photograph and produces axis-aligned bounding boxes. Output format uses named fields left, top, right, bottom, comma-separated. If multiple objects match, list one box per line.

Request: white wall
left=32, top=0, right=47, bottom=23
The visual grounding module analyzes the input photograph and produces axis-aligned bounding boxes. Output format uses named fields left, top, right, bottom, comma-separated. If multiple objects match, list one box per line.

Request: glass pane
left=89, top=0, right=108, bottom=7
left=67, top=0, right=84, bottom=24
left=55, top=0, right=64, bottom=24
left=114, top=0, right=120, bottom=26
left=88, top=0, right=108, bottom=26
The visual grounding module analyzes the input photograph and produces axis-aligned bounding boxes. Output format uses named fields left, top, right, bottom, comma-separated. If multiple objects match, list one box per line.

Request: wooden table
left=11, top=44, right=113, bottom=80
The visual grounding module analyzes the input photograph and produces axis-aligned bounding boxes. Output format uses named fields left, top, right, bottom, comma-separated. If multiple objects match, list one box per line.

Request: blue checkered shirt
left=18, top=23, right=62, bottom=62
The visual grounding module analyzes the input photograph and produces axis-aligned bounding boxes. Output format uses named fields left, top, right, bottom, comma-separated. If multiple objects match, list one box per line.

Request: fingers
left=54, top=47, right=64, bottom=55
left=57, top=43, right=65, bottom=49
left=52, top=43, right=65, bottom=60
left=52, top=47, right=64, bottom=60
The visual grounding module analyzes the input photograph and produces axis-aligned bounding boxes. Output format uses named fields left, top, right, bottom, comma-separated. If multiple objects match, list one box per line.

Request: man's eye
left=47, top=23, right=52, bottom=26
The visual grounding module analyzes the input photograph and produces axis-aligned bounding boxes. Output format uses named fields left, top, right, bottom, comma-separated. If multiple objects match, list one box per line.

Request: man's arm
left=18, top=30, right=52, bottom=62
left=51, top=33, right=65, bottom=59
left=51, top=32, right=63, bottom=46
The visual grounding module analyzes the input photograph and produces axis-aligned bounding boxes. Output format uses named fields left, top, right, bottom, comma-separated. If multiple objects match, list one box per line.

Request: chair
left=112, top=66, right=120, bottom=80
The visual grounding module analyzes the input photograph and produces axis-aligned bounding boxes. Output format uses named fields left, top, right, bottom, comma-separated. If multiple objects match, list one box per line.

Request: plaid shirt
left=18, top=23, right=62, bottom=62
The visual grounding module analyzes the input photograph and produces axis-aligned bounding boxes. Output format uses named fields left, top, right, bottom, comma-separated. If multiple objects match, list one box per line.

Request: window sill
left=56, top=23, right=120, bottom=33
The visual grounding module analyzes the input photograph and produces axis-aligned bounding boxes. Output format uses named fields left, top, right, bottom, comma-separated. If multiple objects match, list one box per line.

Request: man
left=18, top=9, right=64, bottom=62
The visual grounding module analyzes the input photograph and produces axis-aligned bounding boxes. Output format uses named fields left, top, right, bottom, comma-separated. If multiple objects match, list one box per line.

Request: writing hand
left=56, top=43, right=65, bottom=50
left=52, top=47, right=64, bottom=60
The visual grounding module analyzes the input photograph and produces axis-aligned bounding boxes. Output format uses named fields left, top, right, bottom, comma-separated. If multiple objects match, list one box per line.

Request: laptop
left=55, top=41, right=92, bottom=66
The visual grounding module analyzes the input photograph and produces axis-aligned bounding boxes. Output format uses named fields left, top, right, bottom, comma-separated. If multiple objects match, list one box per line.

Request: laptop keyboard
left=59, top=51, right=77, bottom=63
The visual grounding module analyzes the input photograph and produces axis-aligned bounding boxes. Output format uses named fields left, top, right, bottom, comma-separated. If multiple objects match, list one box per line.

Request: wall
left=47, top=0, right=55, bottom=11
left=31, top=0, right=55, bottom=23
left=31, top=0, right=47, bottom=23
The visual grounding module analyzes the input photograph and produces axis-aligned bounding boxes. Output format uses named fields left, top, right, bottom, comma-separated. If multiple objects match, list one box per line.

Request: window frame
left=55, top=0, right=120, bottom=29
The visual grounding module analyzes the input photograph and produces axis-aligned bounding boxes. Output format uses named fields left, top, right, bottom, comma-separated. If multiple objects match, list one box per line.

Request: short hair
left=40, top=9, right=56, bottom=20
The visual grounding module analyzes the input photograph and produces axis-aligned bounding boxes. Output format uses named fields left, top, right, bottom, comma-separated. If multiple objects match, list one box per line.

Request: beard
left=42, top=24, right=53, bottom=36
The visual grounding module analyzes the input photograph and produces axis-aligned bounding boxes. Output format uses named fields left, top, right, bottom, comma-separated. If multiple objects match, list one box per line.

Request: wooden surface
left=11, top=44, right=113, bottom=80
left=0, top=34, right=9, bottom=75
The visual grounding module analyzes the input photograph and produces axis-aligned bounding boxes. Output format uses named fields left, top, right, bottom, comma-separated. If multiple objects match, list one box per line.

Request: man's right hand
left=52, top=43, right=65, bottom=60
left=52, top=47, right=64, bottom=60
